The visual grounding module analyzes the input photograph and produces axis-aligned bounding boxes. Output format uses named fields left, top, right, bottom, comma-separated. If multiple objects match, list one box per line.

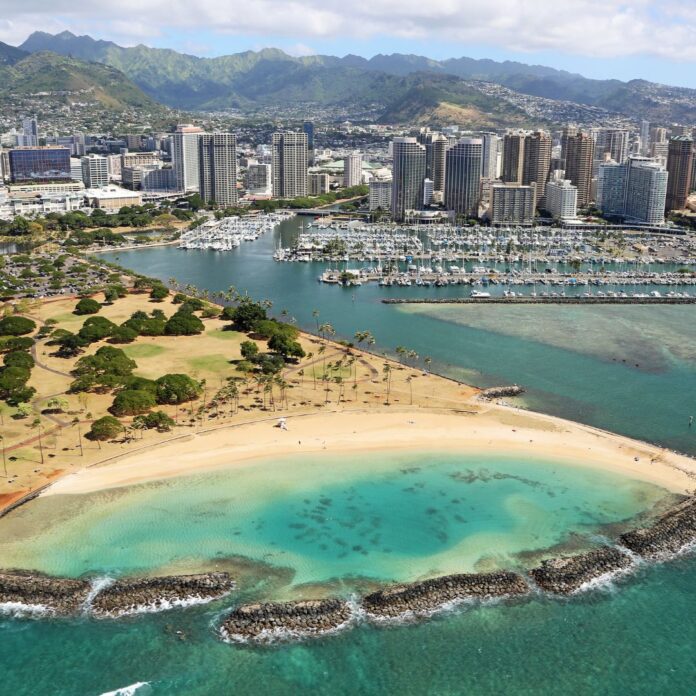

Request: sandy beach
left=44, top=405, right=696, bottom=497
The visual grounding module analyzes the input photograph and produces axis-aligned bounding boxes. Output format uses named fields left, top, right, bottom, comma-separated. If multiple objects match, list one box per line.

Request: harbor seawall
left=382, top=297, right=696, bottom=305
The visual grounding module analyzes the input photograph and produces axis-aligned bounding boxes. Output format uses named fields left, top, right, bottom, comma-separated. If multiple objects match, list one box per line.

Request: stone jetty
left=530, top=547, right=632, bottom=594
left=221, top=598, right=352, bottom=642
left=480, top=385, right=524, bottom=399
left=0, top=572, right=90, bottom=614
left=620, top=497, right=696, bottom=557
left=362, top=572, right=529, bottom=619
left=91, top=573, right=235, bottom=616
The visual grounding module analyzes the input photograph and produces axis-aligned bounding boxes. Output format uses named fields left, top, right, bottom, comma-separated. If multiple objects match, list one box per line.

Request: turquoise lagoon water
left=0, top=451, right=665, bottom=584
left=1, top=219, right=695, bottom=694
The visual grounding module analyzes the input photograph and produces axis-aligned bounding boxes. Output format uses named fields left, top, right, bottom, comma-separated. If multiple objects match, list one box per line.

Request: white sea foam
left=98, top=681, right=150, bottom=696
left=82, top=576, right=116, bottom=612
left=0, top=601, right=53, bottom=618
left=95, top=593, right=224, bottom=619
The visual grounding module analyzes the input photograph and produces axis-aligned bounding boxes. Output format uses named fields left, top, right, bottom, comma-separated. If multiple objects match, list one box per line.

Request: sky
left=0, top=0, right=695, bottom=87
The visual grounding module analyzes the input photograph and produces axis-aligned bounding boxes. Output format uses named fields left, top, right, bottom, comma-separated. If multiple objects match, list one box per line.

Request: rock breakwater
left=221, top=599, right=353, bottom=642
left=362, top=571, right=529, bottom=619
left=530, top=546, right=632, bottom=594
left=0, top=572, right=90, bottom=614
left=91, top=573, right=235, bottom=616
left=620, top=497, right=696, bottom=557
left=480, top=385, right=524, bottom=399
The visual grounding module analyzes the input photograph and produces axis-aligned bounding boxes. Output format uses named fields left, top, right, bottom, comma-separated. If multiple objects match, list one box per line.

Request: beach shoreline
left=42, top=405, right=696, bottom=498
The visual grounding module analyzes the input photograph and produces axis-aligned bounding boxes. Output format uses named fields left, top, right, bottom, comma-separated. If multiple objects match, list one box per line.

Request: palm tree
left=395, top=346, right=407, bottom=364
left=406, top=375, right=414, bottom=405
left=382, top=363, right=392, bottom=405
left=312, top=309, right=320, bottom=334
left=317, top=344, right=327, bottom=379
left=424, top=356, right=432, bottom=373
left=333, top=375, right=344, bottom=404
left=0, top=435, right=6, bottom=478
left=72, top=417, right=83, bottom=456
left=31, top=417, right=44, bottom=465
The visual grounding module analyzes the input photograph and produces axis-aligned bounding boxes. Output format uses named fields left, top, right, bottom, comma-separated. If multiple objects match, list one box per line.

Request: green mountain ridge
left=0, top=50, right=161, bottom=111
left=15, top=31, right=696, bottom=124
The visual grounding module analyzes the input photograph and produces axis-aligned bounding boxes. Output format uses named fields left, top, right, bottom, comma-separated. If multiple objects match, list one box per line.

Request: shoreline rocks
left=91, top=573, right=235, bottom=616
left=362, top=572, right=529, bottom=619
left=619, top=497, right=696, bottom=557
left=0, top=572, right=90, bottom=614
left=480, top=385, right=524, bottom=400
left=220, top=599, right=353, bottom=642
left=530, top=546, right=632, bottom=594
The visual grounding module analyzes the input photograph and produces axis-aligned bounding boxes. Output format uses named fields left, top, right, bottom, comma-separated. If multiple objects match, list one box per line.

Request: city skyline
left=2, top=2, right=696, bottom=89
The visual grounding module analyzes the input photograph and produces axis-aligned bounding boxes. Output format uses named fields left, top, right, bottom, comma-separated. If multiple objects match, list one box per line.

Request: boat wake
left=98, top=681, right=151, bottom=696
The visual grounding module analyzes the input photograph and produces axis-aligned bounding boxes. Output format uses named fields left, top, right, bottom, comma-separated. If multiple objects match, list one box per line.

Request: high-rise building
left=20, top=116, right=39, bottom=147
left=598, top=156, right=668, bottom=225
left=597, top=162, right=628, bottom=217
left=560, top=125, right=578, bottom=170
left=665, top=136, right=694, bottom=212
left=171, top=124, right=203, bottom=192
left=501, top=132, right=526, bottom=184
left=8, top=146, right=71, bottom=183
left=544, top=176, right=578, bottom=221
left=391, top=137, right=426, bottom=222
left=594, top=129, right=630, bottom=164
left=272, top=132, right=308, bottom=198
left=303, top=122, right=315, bottom=165
left=81, top=154, right=109, bottom=188
left=564, top=132, right=595, bottom=207
left=481, top=133, right=501, bottom=179
left=246, top=164, right=272, bottom=196
left=490, top=183, right=536, bottom=225
left=640, top=120, right=651, bottom=156
left=418, top=129, right=448, bottom=193
left=444, top=138, right=483, bottom=218
left=308, top=172, right=330, bottom=195
left=369, top=178, right=392, bottom=211
left=522, top=131, right=552, bottom=209
left=198, top=133, right=238, bottom=207
left=624, top=157, right=668, bottom=225
left=344, top=152, right=362, bottom=188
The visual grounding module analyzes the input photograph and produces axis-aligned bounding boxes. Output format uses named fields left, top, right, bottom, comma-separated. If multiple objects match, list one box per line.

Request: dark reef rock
left=221, top=598, right=352, bottom=641
left=0, top=572, right=90, bottom=614
left=362, top=572, right=529, bottom=619
left=480, top=385, right=524, bottom=399
left=91, top=573, right=234, bottom=616
left=530, top=546, right=631, bottom=593
left=620, top=496, right=696, bottom=557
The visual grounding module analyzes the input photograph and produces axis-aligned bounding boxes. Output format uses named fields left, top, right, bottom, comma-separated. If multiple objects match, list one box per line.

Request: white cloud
left=0, top=0, right=695, bottom=62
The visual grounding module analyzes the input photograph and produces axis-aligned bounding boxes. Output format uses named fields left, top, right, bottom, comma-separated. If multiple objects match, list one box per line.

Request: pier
left=382, top=296, right=696, bottom=305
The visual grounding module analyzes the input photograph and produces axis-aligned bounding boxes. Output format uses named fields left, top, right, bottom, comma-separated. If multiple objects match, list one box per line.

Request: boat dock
left=381, top=297, right=696, bottom=305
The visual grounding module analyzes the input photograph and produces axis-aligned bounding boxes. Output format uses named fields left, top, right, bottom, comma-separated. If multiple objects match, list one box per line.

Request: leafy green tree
left=110, top=325, right=138, bottom=344
left=134, top=411, right=175, bottom=432
left=120, top=376, right=158, bottom=395
left=3, top=336, right=34, bottom=352
left=155, top=373, right=202, bottom=404
left=0, top=316, right=36, bottom=336
left=149, top=285, right=169, bottom=302
left=164, top=310, right=204, bottom=336
left=3, top=351, right=34, bottom=369
left=73, top=298, right=101, bottom=315
left=78, top=316, right=118, bottom=343
left=110, top=389, right=156, bottom=416
left=87, top=416, right=124, bottom=441
left=268, top=333, right=305, bottom=361
left=240, top=340, right=259, bottom=361
left=222, top=299, right=267, bottom=332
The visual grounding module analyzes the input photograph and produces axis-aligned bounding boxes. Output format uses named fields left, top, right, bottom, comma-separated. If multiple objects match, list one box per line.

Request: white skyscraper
left=198, top=133, right=238, bottom=207
left=344, top=152, right=362, bottom=188
left=81, top=154, right=109, bottom=188
left=391, top=137, right=426, bottom=222
left=20, top=116, right=39, bottom=147
left=369, top=178, right=392, bottom=211
left=598, top=156, right=667, bottom=225
left=272, top=132, right=308, bottom=198
left=544, top=176, right=578, bottom=221
left=640, top=120, right=651, bottom=156
left=490, top=183, right=536, bottom=225
left=171, top=124, right=203, bottom=192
